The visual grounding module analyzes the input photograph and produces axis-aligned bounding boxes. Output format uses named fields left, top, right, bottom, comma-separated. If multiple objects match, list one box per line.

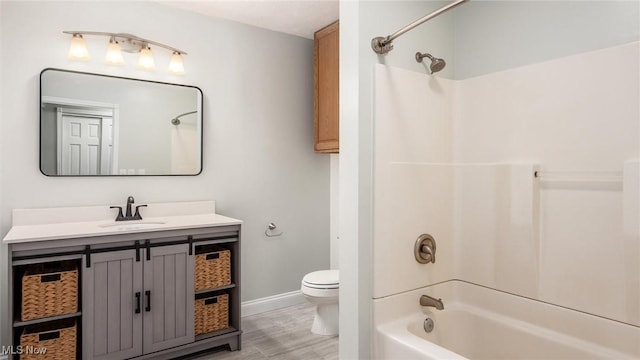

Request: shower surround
left=372, top=41, right=639, bottom=357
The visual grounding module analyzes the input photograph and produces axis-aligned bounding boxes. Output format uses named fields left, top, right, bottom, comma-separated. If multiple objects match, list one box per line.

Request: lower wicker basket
left=20, top=319, right=76, bottom=360
left=195, top=293, right=229, bottom=335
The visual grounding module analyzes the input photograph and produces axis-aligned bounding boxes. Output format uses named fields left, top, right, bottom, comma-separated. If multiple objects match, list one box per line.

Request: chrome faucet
left=110, top=196, right=147, bottom=221
left=420, top=295, right=444, bottom=310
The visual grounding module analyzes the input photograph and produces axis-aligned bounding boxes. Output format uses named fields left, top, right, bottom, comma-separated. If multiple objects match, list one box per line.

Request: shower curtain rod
left=371, top=0, right=469, bottom=55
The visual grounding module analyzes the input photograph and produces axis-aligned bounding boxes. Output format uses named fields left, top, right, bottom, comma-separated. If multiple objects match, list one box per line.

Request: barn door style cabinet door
left=142, top=244, right=194, bottom=354
left=83, top=244, right=194, bottom=360
left=314, top=20, right=339, bottom=153
left=82, top=249, right=143, bottom=360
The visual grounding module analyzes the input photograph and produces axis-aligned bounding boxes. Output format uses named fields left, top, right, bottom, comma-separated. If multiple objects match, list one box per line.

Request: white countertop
left=2, top=201, right=242, bottom=244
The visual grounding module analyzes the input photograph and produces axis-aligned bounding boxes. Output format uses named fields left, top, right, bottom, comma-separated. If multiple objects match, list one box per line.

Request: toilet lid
left=303, top=270, right=339, bottom=287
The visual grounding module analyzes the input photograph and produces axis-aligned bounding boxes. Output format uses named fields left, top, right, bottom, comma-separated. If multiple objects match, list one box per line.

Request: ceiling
left=158, top=0, right=339, bottom=39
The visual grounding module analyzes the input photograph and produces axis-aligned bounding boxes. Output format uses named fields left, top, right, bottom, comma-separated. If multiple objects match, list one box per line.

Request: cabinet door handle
left=135, top=292, right=141, bottom=314
left=145, top=290, right=151, bottom=312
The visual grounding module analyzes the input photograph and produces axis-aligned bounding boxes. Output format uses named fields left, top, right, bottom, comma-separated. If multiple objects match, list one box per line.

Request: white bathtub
left=373, top=280, right=639, bottom=359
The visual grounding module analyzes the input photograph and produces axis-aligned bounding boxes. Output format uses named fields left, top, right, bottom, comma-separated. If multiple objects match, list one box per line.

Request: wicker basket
left=20, top=319, right=77, bottom=360
left=21, top=262, right=78, bottom=321
left=195, top=246, right=231, bottom=291
left=195, top=294, right=229, bottom=335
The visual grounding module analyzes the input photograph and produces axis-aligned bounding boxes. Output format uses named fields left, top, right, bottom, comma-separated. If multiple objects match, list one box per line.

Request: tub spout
left=420, top=295, right=444, bottom=310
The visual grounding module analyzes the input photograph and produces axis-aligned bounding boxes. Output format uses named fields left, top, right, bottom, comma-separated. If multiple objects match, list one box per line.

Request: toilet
left=301, top=270, right=339, bottom=336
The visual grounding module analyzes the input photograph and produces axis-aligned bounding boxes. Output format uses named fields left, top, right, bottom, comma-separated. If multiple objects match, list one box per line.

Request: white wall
left=373, top=65, right=456, bottom=299
left=329, top=154, right=339, bottom=269
left=454, top=42, right=639, bottom=325
left=0, top=0, right=329, bottom=346
left=372, top=39, right=639, bottom=333
left=450, top=1, right=640, bottom=325
left=339, top=1, right=454, bottom=358
left=0, top=1, right=4, bottom=346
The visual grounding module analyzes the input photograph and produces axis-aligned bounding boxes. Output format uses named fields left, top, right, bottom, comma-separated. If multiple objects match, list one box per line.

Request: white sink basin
left=99, top=221, right=166, bottom=231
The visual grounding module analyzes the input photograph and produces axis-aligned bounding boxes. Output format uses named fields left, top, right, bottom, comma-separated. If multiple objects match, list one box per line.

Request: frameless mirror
left=40, top=68, right=202, bottom=176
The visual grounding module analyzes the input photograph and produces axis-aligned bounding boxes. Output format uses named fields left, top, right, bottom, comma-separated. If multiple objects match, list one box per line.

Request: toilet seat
left=302, top=270, right=339, bottom=289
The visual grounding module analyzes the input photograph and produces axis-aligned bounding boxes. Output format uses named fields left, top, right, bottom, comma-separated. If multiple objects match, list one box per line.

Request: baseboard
left=241, top=290, right=306, bottom=317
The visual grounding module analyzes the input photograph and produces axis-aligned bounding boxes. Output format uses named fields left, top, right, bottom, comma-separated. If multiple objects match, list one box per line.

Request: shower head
left=415, top=52, right=446, bottom=74
left=171, top=118, right=181, bottom=126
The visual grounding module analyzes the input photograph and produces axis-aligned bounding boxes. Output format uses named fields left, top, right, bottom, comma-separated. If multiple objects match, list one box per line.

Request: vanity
left=2, top=200, right=241, bottom=360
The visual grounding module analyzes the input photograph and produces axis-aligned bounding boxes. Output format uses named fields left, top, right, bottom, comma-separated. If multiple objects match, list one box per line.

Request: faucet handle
left=110, top=206, right=125, bottom=221
left=133, top=205, right=147, bottom=220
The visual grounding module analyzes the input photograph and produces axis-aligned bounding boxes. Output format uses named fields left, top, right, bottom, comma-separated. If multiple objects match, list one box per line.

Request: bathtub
left=373, top=280, right=639, bottom=359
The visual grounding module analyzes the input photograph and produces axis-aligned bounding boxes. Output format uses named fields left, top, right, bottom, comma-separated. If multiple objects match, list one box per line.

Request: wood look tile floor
left=190, top=303, right=338, bottom=360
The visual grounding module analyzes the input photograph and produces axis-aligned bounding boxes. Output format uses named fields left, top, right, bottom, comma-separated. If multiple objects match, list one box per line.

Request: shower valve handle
left=420, top=244, right=435, bottom=263
left=415, top=234, right=437, bottom=264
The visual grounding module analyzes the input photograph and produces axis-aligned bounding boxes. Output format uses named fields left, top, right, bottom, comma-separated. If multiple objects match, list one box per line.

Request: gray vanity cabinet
left=8, top=221, right=241, bottom=360
left=83, top=249, right=143, bottom=360
left=83, top=244, right=195, bottom=360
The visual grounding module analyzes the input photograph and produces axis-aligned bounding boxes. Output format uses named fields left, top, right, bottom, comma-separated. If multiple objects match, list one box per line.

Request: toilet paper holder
left=265, top=222, right=283, bottom=237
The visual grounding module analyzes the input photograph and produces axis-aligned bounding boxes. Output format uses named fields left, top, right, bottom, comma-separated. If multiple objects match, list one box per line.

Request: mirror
left=40, top=68, right=203, bottom=176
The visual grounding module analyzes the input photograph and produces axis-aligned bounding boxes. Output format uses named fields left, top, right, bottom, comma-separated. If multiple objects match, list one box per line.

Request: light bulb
left=68, top=34, right=90, bottom=60
left=137, top=46, right=155, bottom=70
left=105, top=38, right=125, bottom=65
left=168, top=52, right=185, bottom=75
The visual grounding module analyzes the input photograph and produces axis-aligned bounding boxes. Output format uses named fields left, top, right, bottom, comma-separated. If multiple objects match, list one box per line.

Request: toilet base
left=311, top=302, right=339, bottom=336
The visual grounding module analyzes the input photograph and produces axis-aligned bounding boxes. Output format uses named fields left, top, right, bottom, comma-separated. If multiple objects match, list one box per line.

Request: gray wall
left=0, top=1, right=329, bottom=346
left=453, top=0, right=640, bottom=79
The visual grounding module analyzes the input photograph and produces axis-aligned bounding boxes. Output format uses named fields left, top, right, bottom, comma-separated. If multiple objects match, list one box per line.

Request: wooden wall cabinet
left=314, top=21, right=339, bottom=153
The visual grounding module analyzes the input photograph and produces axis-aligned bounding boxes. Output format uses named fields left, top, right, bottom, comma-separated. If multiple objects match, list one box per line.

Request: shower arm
left=170, top=110, right=198, bottom=126
left=371, top=0, right=469, bottom=55
left=173, top=111, right=197, bottom=120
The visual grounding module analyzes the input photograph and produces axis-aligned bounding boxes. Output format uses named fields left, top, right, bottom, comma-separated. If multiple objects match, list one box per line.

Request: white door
left=57, top=108, right=113, bottom=175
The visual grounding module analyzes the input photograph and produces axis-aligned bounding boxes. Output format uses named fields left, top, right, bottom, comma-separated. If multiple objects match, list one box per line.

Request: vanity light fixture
left=67, top=33, right=90, bottom=60
left=105, top=37, right=125, bottom=65
left=63, top=31, right=187, bottom=74
left=137, top=46, right=155, bottom=70
left=168, top=52, right=185, bottom=75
